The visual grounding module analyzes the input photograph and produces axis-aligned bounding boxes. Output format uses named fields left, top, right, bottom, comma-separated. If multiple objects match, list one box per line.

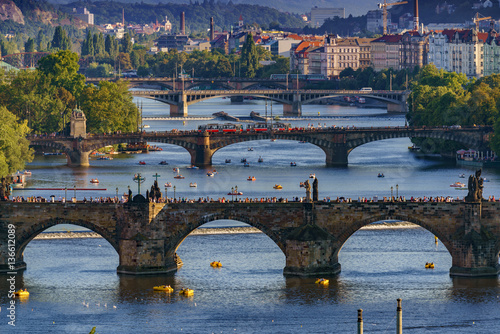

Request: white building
left=428, top=29, right=488, bottom=78
left=73, top=7, right=94, bottom=25
left=310, top=7, right=345, bottom=28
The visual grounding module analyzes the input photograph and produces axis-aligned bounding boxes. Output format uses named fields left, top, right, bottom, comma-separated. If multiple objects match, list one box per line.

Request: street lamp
left=391, top=186, right=394, bottom=201
left=116, top=187, right=119, bottom=200
left=396, top=184, right=399, bottom=200
left=231, top=187, right=234, bottom=202
left=164, top=185, right=168, bottom=202
left=73, top=185, right=76, bottom=201
left=173, top=185, right=176, bottom=201
left=286, top=72, right=289, bottom=91
left=235, top=185, right=238, bottom=201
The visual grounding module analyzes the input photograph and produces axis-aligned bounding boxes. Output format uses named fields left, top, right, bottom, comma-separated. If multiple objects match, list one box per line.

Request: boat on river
left=14, top=289, right=29, bottom=297
left=225, top=159, right=231, bottom=163
left=187, top=165, right=199, bottom=169
left=159, top=161, right=168, bottom=165
left=174, top=174, right=185, bottom=179
left=425, top=262, right=435, bottom=269
left=450, top=182, right=466, bottom=188
left=273, top=184, right=283, bottom=189
left=315, top=278, right=329, bottom=286
left=90, top=179, right=99, bottom=184
left=189, top=182, right=197, bottom=187
left=210, top=261, right=222, bottom=268
left=164, top=182, right=172, bottom=187
left=258, top=156, right=263, bottom=163
left=227, top=191, right=243, bottom=196
left=378, top=173, right=384, bottom=178
left=139, top=161, right=146, bottom=165
left=247, top=176, right=256, bottom=181
left=244, top=162, right=250, bottom=167
left=290, top=162, right=297, bottom=166
left=179, top=288, right=194, bottom=297
left=153, top=285, right=173, bottom=292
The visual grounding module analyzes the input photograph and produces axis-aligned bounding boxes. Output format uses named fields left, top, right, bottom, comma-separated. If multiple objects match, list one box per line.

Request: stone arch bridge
left=1, top=200, right=499, bottom=278
left=28, top=126, right=492, bottom=167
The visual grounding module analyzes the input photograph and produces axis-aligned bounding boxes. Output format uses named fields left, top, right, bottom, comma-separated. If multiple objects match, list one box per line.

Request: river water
left=1, top=98, right=499, bottom=333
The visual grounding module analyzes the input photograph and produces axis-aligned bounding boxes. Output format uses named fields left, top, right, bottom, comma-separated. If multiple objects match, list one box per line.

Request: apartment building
left=428, top=29, right=488, bottom=78
left=400, top=31, right=429, bottom=70
left=371, top=35, right=403, bottom=71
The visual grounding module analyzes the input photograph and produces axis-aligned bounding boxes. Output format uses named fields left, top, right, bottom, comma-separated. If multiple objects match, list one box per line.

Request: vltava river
left=1, top=98, right=499, bottom=333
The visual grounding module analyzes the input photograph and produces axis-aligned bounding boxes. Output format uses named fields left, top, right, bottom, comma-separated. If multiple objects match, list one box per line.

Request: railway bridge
left=130, top=89, right=409, bottom=117
left=1, top=199, right=499, bottom=278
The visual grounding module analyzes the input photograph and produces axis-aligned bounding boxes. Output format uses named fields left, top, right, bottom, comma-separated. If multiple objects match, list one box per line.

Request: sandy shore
left=34, top=222, right=418, bottom=240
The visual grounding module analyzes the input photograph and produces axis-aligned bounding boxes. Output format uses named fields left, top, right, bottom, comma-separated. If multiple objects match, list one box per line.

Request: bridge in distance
left=86, top=77, right=409, bottom=117
left=29, top=126, right=491, bottom=167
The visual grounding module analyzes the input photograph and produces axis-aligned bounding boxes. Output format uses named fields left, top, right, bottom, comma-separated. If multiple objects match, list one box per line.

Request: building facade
left=310, top=7, right=345, bottom=27
left=371, top=35, right=403, bottom=71
left=428, top=29, right=487, bottom=78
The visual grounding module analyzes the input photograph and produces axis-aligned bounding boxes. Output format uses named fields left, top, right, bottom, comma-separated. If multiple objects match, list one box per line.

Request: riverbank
left=34, top=222, right=419, bottom=240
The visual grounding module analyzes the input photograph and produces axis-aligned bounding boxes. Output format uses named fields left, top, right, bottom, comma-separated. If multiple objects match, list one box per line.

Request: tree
left=121, top=33, right=133, bottom=54
left=240, top=34, right=258, bottom=78
left=79, top=80, right=138, bottom=133
left=82, top=30, right=94, bottom=57
left=25, top=38, right=35, bottom=53
left=0, top=106, right=33, bottom=178
left=37, top=50, right=86, bottom=97
left=51, top=26, right=72, bottom=51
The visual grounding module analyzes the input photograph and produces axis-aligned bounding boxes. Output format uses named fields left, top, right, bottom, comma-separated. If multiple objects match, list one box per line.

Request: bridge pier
left=449, top=202, right=500, bottom=277
left=170, top=94, right=188, bottom=117
left=387, top=103, right=405, bottom=114
left=283, top=221, right=341, bottom=277
left=283, top=93, right=302, bottom=117
left=324, top=146, right=349, bottom=166
left=191, top=132, right=214, bottom=166
left=66, top=150, right=90, bottom=167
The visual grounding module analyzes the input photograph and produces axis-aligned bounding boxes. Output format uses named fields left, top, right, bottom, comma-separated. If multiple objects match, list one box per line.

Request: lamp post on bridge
left=116, top=187, right=119, bottom=201
left=164, top=184, right=168, bottom=202
left=73, top=185, right=76, bottom=202
left=173, top=185, right=176, bottom=201
left=391, top=186, right=394, bottom=201
left=396, top=184, right=399, bottom=200
left=231, top=187, right=234, bottom=202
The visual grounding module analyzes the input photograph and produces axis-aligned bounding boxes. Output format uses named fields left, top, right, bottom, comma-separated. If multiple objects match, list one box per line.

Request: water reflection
left=448, top=277, right=500, bottom=303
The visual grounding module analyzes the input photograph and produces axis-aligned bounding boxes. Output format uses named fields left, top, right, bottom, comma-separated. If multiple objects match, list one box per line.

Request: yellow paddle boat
left=315, top=278, right=329, bottom=285
left=210, top=261, right=222, bottom=268
left=153, top=285, right=174, bottom=293
left=14, top=289, right=29, bottom=297
left=425, top=262, right=435, bottom=269
left=273, top=184, right=283, bottom=189
left=179, top=288, right=194, bottom=296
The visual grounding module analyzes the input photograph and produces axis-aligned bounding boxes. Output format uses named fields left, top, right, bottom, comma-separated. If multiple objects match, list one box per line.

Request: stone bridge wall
left=1, top=201, right=499, bottom=277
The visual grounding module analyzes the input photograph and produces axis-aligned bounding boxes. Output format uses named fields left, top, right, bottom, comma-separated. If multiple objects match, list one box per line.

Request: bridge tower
left=70, top=108, right=87, bottom=139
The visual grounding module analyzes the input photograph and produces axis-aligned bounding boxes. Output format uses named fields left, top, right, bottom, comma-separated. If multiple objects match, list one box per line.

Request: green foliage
left=240, top=34, right=258, bottom=78
left=38, top=50, right=86, bottom=97
left=85, top=62, right=114, bottom=78
left=24, top=38, right=35, bottom=52
left=0, top=106, right=33, bottom=178
left=51, top=26, right=72, bottom=51
left=0, top=51, right=138, bottom=135
left=79, top=80, right=139, bottom=134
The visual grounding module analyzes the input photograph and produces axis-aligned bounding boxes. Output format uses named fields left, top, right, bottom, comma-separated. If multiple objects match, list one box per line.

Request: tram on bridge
left=198, top=122, right=292, bottom=133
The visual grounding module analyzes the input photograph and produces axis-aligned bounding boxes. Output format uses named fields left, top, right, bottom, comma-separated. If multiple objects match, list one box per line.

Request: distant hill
left=56, top=1, right=306, bottom=32
left=47, top=0, right=380, bottom=17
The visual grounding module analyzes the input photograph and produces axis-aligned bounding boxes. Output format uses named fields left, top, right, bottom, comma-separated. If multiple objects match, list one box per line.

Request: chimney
left=413, top=0, right=419, bottom=31
left=180, top=12, right=185, bottom=35
left=210, top=17, right=215, bottom=41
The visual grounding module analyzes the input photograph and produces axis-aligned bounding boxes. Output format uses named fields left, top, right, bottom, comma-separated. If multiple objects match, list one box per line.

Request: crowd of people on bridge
left=7, top=194, right=499, bottom=204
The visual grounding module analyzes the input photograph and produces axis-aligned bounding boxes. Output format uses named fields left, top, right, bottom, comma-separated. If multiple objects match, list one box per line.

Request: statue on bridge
left=465, top=169, right=484, bottom=202
left=313, top=177, right=318, bottom=201
left=304, top=179, right=312, bottom=202
left=0, top=177, right=11, bottom=201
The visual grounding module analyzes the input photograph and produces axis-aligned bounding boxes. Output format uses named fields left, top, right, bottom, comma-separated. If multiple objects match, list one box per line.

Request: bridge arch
left=15, top=218, right=119, bottom=265
left=173, top=213, right=286, bottom=256
left=303, top=93, right=403, bottom=106
left=334, top=214, right=454, bottom=260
